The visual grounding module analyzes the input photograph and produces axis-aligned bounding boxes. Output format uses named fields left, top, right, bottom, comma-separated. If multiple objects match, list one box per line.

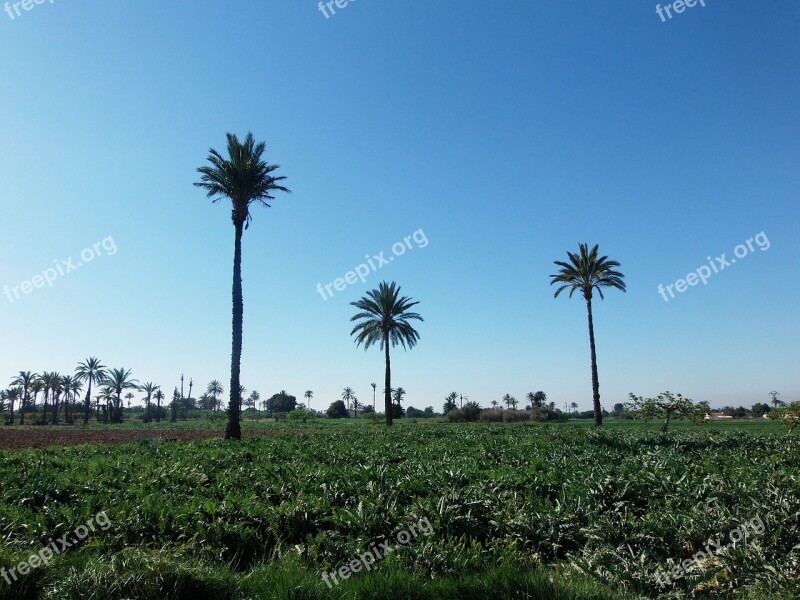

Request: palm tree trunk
left=585, top=296, right=602, bottom=427
left=19, top=392, right=25, bottom=425
left=83, top=381, right=93, bottom=425
left=51, top=395, right=59, bottom=425
left=226, top=221, right=244, bottom=440
left=384, top=334, right=393, bottom=426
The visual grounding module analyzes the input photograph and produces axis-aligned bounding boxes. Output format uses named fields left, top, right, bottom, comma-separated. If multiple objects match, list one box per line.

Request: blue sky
left=0, top=0, right=797, bottom=413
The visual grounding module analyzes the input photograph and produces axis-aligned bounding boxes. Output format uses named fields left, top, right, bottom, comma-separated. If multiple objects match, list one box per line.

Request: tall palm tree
left=304, top=390, right=313, bottom=413
left=38, top=372, right=51, bottom=424
left=392, top=387, right=406, bottom=412
left=39, top=372, right=61, bottom=425
left=107, top=368, right=138, bottom=423
left=341, top=387, right=356, bottom=415
left=3, top=388, right=20, bottom=425
left=10, top=371, right=35, bottom=426
left=502, top=393, right=513, bottom=409
left=76, top=357, right=107, bottom=425
left=60, top=375, right=81, bottom=424
left=350, top=282, right=423, bottom=426
left=140, top=382, right=160, bottom=423
left=154, top=389, right=165, bottom=423
left=30, top=378, right=43, bottom=414
left=526, top=392, right=536, bottom=408
left=247, top=390, right=260, bottom=412
left=206, top=380, right=223, bottom=411
left=49, top=374, right=63, bottom=425
left=195, top=132, right=290, bottom=440
left=370, top=383, right=377, bottom=412
left=550, top=243, right=626, bottom=426
left=570, top=401, right=579, bottom=414
left=491, top=399, right=499, bottom=409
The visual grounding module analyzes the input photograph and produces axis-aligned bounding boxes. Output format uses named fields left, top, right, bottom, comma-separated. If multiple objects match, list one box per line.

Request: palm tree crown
left=194, top=132, right=290, bottom=229
left=550, top=243, right=626, bottom=300
left=341, top=387, right=356, bottom=413
left=350, top=282, right=422, bottom=351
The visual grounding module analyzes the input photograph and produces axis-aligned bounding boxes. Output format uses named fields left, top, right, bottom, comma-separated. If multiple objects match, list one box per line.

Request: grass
left=0, top=422, right=797, bottom=599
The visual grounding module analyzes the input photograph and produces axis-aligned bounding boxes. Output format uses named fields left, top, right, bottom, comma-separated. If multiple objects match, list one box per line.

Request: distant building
left=705, top=412, right=734, bottom=421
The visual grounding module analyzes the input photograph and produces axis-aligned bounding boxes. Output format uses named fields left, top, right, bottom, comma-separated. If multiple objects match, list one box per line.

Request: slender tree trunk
left=114, top=393, right=122, bottom=423
left=19, top=391, right=26, bottom=425
left=226, top=221, right=244, bottom=440
left=83, top=380, right=93, bottom=425
left=585, top=296, right=602, bottom=427
left=7, top=397, right=14, bottom=426
left=660, top=410, right=672, bottom=433
left=40, top=392, right=48, bottom=424
left=51, top=394, right=59, bottom=425
left=384, top=333, right=393, bottom=426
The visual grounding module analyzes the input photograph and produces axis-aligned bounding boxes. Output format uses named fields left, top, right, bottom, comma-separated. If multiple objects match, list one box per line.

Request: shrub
left=446, top=401, right=482, bottom=423
left=478, top=409, right=531, bottom=423
left=530, top=407, right=568, bottom=422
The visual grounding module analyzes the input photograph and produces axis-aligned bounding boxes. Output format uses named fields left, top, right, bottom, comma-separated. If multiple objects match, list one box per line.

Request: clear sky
left=1, top=0, right=797, bottom=413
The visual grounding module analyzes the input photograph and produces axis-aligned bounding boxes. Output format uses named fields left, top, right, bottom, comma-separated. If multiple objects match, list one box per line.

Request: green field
left=1, top=421, right=798, bottom=599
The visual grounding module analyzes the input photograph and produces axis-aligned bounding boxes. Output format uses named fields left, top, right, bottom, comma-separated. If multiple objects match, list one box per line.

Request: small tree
left=768, top=401, right=800, bottom=435
left=625, top=391, right=701, bottom=433
left=288, top=408, right=311, bottom=423
left=327, top=400, right=349, bottom=419
left=267, top=390, right=297, bottom=414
